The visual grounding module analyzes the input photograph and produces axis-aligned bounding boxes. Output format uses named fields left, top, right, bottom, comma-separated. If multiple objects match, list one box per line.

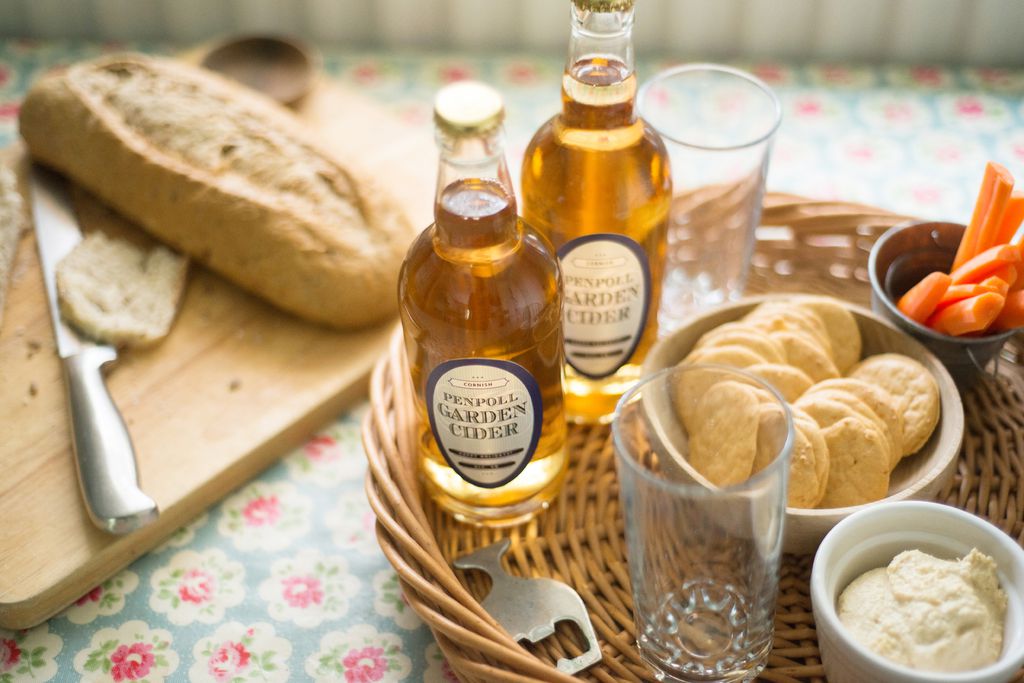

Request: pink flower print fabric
left=109, top=642, right=154, bottom=682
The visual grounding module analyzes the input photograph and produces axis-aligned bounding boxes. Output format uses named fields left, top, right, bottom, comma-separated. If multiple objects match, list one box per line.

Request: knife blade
left=30, top=165, right=159, bottom=534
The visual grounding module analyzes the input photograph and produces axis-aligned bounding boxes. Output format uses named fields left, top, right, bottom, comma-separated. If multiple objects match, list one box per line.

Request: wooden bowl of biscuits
left=643, top=294, right=964, bottom=555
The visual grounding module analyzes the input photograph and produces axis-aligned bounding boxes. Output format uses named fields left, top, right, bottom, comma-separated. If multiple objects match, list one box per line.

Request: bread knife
left=29, top=165, right=159, bottom=534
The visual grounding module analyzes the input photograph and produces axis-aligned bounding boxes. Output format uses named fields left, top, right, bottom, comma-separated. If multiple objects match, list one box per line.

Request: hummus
left=837, top=548, right=1007, bottom=672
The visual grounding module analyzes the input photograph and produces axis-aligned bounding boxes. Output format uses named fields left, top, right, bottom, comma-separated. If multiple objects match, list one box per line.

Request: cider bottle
left=521, top=0, right=671, bottom=424
left=398, top=81, right=567, bottom=526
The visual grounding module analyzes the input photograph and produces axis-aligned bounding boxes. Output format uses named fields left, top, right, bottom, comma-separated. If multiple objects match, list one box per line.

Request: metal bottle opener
left=454, top=539, right=602, bottom=675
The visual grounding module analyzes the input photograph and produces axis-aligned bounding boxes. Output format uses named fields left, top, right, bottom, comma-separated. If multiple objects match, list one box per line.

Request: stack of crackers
left=677, top=296, right=941, bottom=509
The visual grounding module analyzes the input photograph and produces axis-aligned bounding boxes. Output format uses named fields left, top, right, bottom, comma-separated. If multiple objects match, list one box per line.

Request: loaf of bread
left=19, top=54, right=414, bottom=329
left=57, top=231, right=188, bottom=346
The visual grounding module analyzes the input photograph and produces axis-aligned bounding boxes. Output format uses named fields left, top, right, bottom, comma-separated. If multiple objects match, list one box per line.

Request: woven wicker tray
left=363, top=194, right=1024, bottom=682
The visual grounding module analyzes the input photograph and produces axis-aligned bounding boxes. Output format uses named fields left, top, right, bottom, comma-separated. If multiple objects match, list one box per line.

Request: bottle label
left=558, top=233, right=651, bottom=379
left=426, top=359, right=543, bottom=489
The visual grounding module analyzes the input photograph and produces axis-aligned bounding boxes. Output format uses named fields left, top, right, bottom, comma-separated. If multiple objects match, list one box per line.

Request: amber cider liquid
left=399, top=178, right=567, bottom=525
left=522, top=57, right=672, bottom=424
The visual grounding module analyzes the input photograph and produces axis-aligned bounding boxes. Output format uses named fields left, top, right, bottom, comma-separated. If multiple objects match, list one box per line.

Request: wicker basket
left=363, top=194, right=1024, bottom=683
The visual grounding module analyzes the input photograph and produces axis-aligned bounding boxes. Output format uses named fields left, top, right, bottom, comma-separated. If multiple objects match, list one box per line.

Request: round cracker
left=794, top=394, right=884, bottom=442
left=753, top=403, right=823, bottom=508
left=789, top=423, right=826, bottom=508
left=710, top=374, right=787, bottom=408
left=752, top=401, right=789, bottom=472
left=803, top=387, right=896, bottom=471
left=794, top=393, right=891, bottom=484
left=672, top=366, right=764, bottom=434
left=770, top=330, right=840, bottom=382
left=795, top=296, right=862, bottom=372
left=812, top=378, right=905, bottom=470
left=745, top=303, right=833, bottom=359
left=792, top=406, right=830, bottom=504
left=687, top=380, right=761, bottom=486
left=747, top=362, right=814, bottom=402
left=695, top=323, right=788, bottom=364
left=673, top=366, right=719, bottom=434
left=684, top=344, right=767, bottom=369
left=848, top=353, right=940, bottom=455
left=803, top=422, right=830, bottom=506
left=817, top=417, right=891, bottom=508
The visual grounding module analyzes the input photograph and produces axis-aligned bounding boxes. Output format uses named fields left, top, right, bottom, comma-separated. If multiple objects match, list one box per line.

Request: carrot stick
left=926, top=292, right=1005, bottom=336
left=972, top=164, right=1015, bottom=255
left=949, top=243, right=1022, bottom=284
left=952, top=163, right=1015, bottom=268
left=1012, top=264, right=1024, bottom=292
left=980, top=275, right=1010, bottom=296
left=953, top=163, right=1002, bottom=270
left=937, top=283, right=995, bottom=310
left=995, top=191, right=1024, bottom=246
left=933, top=278, right=1007, bottom=313
left=988, top=264, right=1018, bottom=288
left=897, top=271, right=951, bottom=323
left=991, top=290, right=1024, bottom=331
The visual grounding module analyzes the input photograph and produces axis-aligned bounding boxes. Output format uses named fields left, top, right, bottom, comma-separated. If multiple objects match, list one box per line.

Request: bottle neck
left=435, top=129, right=514, bottom=200
left=562, top=5, right=637, bottom=129
left=433, top=129, right=519, bottom=253
left=567, top=5, right=635, bottom=73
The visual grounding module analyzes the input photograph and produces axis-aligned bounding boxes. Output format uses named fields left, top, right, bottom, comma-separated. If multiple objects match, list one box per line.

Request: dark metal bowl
left=868, top=220, right=1015, bottom=388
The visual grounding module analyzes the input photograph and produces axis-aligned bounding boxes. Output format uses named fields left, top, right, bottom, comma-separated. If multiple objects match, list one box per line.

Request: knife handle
left=62, top=347, right=159, bottom=534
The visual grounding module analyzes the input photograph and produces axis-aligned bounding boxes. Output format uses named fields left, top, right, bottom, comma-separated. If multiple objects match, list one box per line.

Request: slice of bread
left=0, top=165, right=26, bottom=331
left=56, top=232, right=188, bottom=346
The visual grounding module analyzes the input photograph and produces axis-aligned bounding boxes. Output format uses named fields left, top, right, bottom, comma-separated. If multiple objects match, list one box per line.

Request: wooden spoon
left=200, top=35, right=320, bottom=107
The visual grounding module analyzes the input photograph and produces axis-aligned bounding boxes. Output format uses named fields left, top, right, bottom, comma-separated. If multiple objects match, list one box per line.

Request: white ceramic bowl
left=811, top=501, right=1024, bottom=683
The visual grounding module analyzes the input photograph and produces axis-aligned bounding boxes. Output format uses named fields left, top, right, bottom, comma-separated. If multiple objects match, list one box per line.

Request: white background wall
left=0, top=0, right=1022, bottom=65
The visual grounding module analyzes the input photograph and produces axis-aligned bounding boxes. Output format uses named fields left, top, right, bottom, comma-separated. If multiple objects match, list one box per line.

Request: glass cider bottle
left=521, top=0, right=671, bottom=424
left=398, top=82, right=568, bottom=526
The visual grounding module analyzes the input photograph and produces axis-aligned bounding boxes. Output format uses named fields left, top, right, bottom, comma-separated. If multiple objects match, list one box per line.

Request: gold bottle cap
left=572, top=0, right=634, bottom=11
left=434, top=81, right=505, bottom=136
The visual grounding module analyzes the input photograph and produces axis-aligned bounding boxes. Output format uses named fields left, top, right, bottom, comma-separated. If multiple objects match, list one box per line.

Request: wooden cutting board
left=0, top=77, right=435, bottom=630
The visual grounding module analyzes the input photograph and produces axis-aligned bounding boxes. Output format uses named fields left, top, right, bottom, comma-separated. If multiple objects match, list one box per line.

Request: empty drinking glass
left=638, top=65, right=781, bottom=333
left=612, top=364, right=793, bottom=682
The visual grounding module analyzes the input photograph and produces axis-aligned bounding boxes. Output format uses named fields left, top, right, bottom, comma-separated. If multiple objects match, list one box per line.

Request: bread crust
left=19, top=54, right=413, bottom=329
left=0, top=165, right=24, bottom=331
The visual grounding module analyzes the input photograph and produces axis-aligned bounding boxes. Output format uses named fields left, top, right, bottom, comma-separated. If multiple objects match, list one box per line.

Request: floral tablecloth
left=1, top=41, right=1023, bottom=683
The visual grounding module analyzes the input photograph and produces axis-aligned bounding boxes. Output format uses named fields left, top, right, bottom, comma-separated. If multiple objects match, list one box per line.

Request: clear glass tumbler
left=638, top=65, right=781, bottom=334
left=612, top=365, right=793, bottom=682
